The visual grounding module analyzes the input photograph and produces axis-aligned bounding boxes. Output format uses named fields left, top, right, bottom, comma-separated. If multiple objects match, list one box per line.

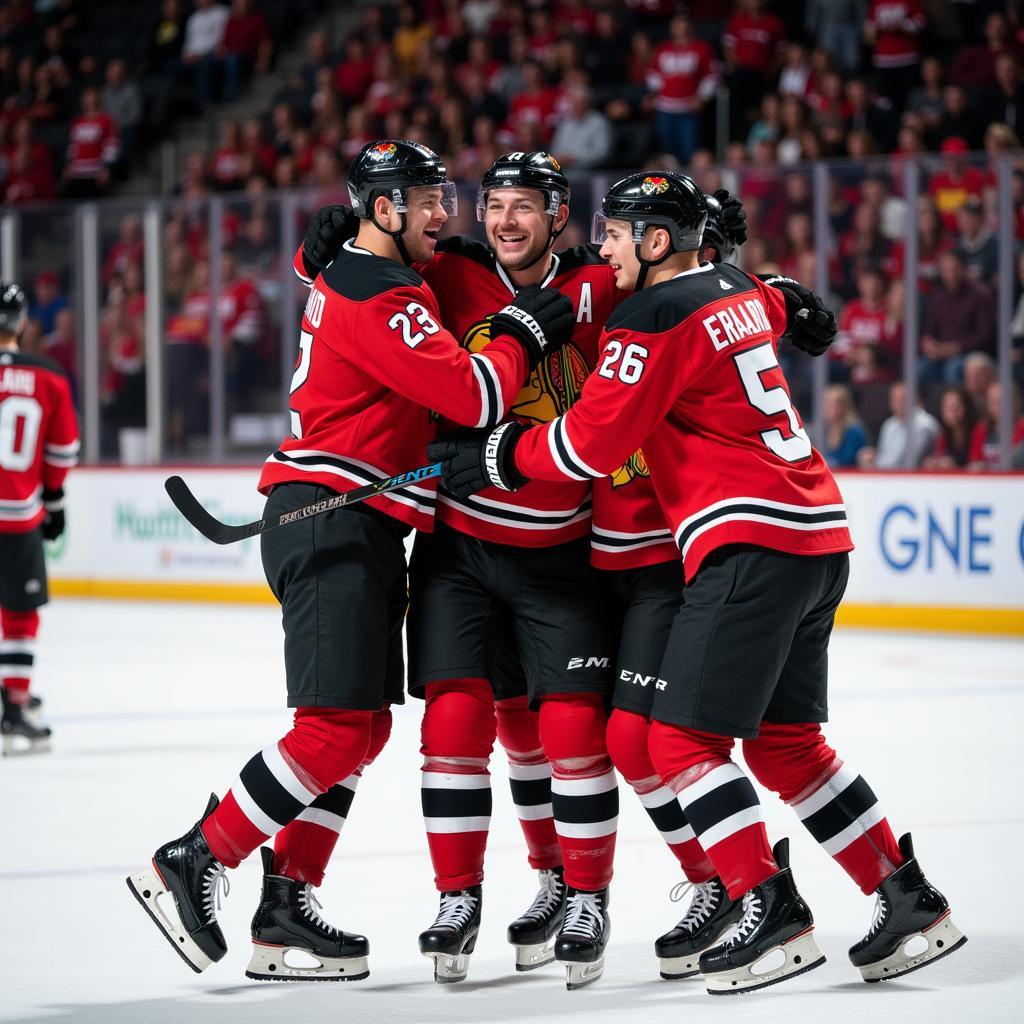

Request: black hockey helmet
left=593, top=171, right=707, bottom=288
left=347, top=139, right=457, bottom=263
left=477, top=151, right=570, bottom=270
left=476, top=151, right=570, bottom=221
left=701, top=193, right=736, bottom=264
left=0, top=281, right=27, bottom=336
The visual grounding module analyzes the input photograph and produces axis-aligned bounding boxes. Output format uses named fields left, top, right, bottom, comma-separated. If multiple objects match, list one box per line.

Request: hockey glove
left=713, top=188, right=748, bottom=246
left=301, top=205, right=358, bottom=278
left=489, top=285, right=575, bottom=370
left=41, top=488, right=65, bottom=541
left=763, top=276, right=837, bottom=357
left=427, top=423, right=529, bottom=499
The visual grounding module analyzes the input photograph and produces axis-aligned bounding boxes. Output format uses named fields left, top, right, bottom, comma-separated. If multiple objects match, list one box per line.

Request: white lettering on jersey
left=577, top=281, right=593, bottom=324
left=703, top=298, right=771, bottom=351
left=0, top=368, right=35, bottom=396
left=304, top=287, right=326, bottom=329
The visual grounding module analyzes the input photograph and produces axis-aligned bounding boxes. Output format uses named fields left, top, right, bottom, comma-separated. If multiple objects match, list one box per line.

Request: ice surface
left=2, top=599, right=1022, bottom=1024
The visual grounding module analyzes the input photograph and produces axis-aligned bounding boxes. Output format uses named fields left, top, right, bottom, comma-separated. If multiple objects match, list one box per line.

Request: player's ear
left=373, top=193, right=398, bottom=228
left=553, top=202, right=570, bottom=235
left=650, top=226, right=672, bottom=261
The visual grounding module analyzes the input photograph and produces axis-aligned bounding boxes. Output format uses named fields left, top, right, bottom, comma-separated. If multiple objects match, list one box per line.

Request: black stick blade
left=164, top=475, right=255, bottom=544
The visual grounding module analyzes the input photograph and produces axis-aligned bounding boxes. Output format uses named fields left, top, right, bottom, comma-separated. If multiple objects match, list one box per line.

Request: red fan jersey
left=866, top=0, right=925, bottom=69
left=513, top=263, right=853, bottom=582
left=421, top=237, right=623, bottom=547
left=0, top=350, right=79, bottom=534
left=262, top=240, right=529, bottom=531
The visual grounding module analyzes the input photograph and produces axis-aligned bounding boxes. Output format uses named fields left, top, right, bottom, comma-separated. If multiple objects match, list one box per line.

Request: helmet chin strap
left=633, top=243, right=674, bottom=290
left=370, top=211, right=413, bottom=265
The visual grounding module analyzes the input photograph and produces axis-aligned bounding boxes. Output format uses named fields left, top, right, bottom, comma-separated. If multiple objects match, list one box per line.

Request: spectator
left=393, top=2, right=432, bottom=76
left=746, top=92, right=781, bottom=150
left=550, top=85, right=612, bottom=169
left=888, top=197, right=953, bottom=293
left=858, top=381, right=939, bottom=468
left=864, top=0, right=926, bottom=103
left=835, top=267, right=895, bottom=376
left=28, top=271, right=68, bottom=336
left=904, top=54, right=944, bottom=132
left=165, top=259, right=211, bottom=452
left=43, top=307, right=77, bottom=385
left=928, top=137, right=986, bottom=231
left=963, top=351, right=998, bottom=418
left=181, top=0, right=230, bottom=108
left=983, top=52, right=1024, bottom=134
left=778, top=43, right=811, bottom=98
left=955, top=195, right=998, bottom=287
left=835, top=202, right=892, bottom=298
left=240, top=117, right=277, bottom=179
left=2, top=139, right=55, bottom=203
left=920, top=250, right=995, bottom=390
left=62, top=86, right=119, bottom=197
left=103, top=214, right=144, bottom=287
left=505, top=59, right=558, bottom=145
left=334, top=34, right=373, bottom=105
left=822, top=384, right=868, bottom=467
left=969, top=381, right=1024, bottom=470
left=143, top=0, right=186, bottom=75
left=951, top=11, right=1014, bottom=93
left=646, top=13, right=718, bottom=162
left=102, top=59, right=142, bottom=171
left=806, top=0, right=865, bottom=75
left=210, top=120, right=243, bottom=190
left=923, top=386, right=977, bottom=468
left=845, top=77, right=896, bottom=152
left=220, top=0, right=272, bottom=103
left=220, top=253, right=266, bottom=411
left=932, top=84, right=982, bottom=150
left=722, top=0, right=785, bottom=135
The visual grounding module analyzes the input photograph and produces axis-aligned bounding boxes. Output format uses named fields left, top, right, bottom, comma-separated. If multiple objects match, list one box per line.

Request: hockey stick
left=164, top=462, right=443, bottom=545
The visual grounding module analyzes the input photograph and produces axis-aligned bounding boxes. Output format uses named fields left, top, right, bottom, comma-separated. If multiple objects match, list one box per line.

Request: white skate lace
left=723, top=892, right=762, bottom=947
left=433, top=892, right=479, bottom=930
left=867, top=893, right=889, bottom=937
left=201, top=863, right=230, bottom=924
left=298, top=885, right=338, bottom=936
left=521, top=870, right=564, bottom=921
left=562, top=892, right=604, bottom=941
left=669, top=880, right=720, bottom=933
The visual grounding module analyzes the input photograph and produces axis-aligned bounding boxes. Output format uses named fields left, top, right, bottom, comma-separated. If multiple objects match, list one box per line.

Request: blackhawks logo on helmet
left=641, top=176, right=670, bottom=196
left=369, top=142, right=398, bottom=162
left=464, top=318, right=587, bottom=424
left=610, top=448, right=650, bottom=488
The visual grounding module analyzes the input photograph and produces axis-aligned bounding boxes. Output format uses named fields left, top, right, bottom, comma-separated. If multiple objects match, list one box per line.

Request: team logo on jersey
left=641, top=176, right=669, bottom=195
left=369, top=142, right=397, bottom=162
left=464, top=318, right=588, bottom=424
left=610, top=448, right=649, bottom=488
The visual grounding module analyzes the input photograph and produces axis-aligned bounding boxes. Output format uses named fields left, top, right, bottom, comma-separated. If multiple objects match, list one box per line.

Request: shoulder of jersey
left=554, top=243, right=608, bottom=275
left=432, top=234, right=495, bottom=272
left=0, top=350, right=68, bottom=379
left=320, top=245, right=423, bottom=301
left=606, top=263, right=757, bottom=334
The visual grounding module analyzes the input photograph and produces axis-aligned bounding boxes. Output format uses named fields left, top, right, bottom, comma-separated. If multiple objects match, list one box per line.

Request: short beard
left=493, top=234, right=551, bottom=273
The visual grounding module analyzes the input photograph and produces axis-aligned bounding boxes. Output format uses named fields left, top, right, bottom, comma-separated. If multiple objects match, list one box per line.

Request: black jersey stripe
left=676, top=502, right=847, bottom=554
left=439, top=490, right=591, bottom=526
left=551, top=418, right=593, bottom=481
left=470, top=353, right=500, bottom=428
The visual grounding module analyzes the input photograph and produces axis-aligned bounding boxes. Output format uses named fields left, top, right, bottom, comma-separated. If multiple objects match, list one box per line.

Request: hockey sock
left=421, top=678, right=496, bottom=891
left=0, top=607, right=39, bottom=705
left=201, top=707, right=375, bottom=868
left=606, top=708, right=715, bottom=883
left=273, top=707, right=393, bottom=886
left=648, top=721, right=777, bottom=900
left=743, top=722, right=904, bottom=894
left=495, top=695, right=561, bottom=871
left=538, top=693, right=617, bottom=891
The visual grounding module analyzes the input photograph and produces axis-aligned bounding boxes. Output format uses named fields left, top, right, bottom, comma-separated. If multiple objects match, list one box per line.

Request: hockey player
left=0, top=282, right=78, bottom=756
left=429, top=171, right=965, bottom=995
left=126, top=140, right=575, bottom=982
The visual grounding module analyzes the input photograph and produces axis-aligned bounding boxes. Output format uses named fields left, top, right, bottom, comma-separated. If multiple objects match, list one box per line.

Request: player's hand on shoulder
left=490, top=285, right=575, bottom=369
left=763, top=275, right=837, bottom=357
left=302, top=205, right=358, bottom=277
left=41, top=488, right=65, bottom=542
left=713, top=188, right=747, bottom=246
left=427, top=422, right=529, bottom=499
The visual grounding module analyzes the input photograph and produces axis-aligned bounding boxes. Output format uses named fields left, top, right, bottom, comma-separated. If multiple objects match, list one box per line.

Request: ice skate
left=850, top=832, right=966, bottom=983
left=125, top=794, right=229, bottom=973
left=1, top=698, right=51, bottom=756
left=246, top=848, right=369, bottom=982
left=507, top=867, right=566, bottom=971
left=656, top=876, right=744, bottom=979
left=418, top=886, right=481, bottom=983
left=555, top=886, right=609, bottom=990
left=699, top=839, right=825, bottom=995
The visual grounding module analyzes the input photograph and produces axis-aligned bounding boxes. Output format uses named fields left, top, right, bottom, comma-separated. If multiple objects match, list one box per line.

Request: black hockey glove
left=301, top=204, right=358, bottom=278
left=41, top=488, right=65, bottom=541
left=489, top=285, right=575, bottom=370
left=427, top=422, right=529, bottom=499
left=763, top=276, right=837, bottom=357
left=713, top=188, right=747, bottom=246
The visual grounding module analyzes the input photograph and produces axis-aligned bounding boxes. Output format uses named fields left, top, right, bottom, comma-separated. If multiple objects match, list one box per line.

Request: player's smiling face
left=404, top=186, right=449, bottom=262
left=599, top=218, right=641, bottom=290
left=485, top=188, right=558, bottom=272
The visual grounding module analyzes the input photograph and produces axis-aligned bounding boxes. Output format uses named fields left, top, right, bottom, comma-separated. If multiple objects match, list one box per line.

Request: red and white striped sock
left=0, top=607, right=39, bottom=706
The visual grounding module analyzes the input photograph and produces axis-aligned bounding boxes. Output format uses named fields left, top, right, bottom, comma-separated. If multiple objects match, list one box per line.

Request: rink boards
left=45, top=467, right=1024, bottom=635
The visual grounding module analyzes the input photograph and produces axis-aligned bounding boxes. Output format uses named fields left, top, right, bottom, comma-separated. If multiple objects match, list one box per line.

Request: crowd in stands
left=6, top=0, right=1024, bottom=466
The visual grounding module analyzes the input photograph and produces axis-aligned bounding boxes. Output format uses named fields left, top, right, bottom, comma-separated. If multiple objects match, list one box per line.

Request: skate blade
left=514, top=937, right=556, bottom=972
left=859, top=912, right=967, bottom=983
left=705, top=929, right=825, bottom=995
left=125, top=862, right=214, bottom=974
left=659, top=953, right=701, bottom=980
left=245, top=941, right=369, bottom=982
left=563, top=957, right=604, bottom=990
left=423, top=950, right=472, bottom=983
left=1, top=734, right=51, bottom=757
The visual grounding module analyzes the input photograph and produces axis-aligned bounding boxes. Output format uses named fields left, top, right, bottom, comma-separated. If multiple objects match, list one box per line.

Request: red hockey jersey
left=0, top=350, right=79, bottom=534
left=262, top=239, right=529, bottom=531
left=513, top=262, right=853, bottom=582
